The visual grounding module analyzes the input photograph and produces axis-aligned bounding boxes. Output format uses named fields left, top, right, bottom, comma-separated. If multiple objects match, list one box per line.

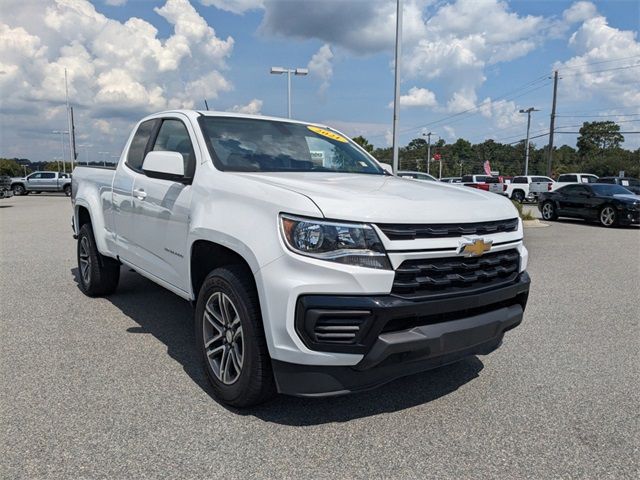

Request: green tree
left=0, top=158, right=24, bottom=176
left=43, top=161, right=73, bottom=172
left=577, top=121, right=624, bottom=159
left=351, top=135, right=374, bottom=153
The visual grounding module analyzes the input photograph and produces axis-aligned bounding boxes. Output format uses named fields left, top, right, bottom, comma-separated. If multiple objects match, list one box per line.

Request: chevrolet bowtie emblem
left=458, top=237, right=493, bottom=257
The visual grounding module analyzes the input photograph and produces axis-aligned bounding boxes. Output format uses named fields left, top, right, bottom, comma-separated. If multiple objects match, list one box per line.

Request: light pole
left=98, top=151, right=109, bottom=167
left=391, top=0, right=403, bottom=174
left=53, top=130, right=69, bottom=174
left=519, top=107, right=539, bottom=176
left=270, top=66, right=308, bottom=118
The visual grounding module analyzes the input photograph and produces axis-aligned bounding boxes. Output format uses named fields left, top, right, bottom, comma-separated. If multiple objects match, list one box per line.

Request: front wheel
left=12, top=184, right=26, bottom=196
left=599, top=205, right=617, bottom=227
left=195, top=265, right=275, bottom=407
left=541, top=201, right=558, bottom=221
left=77, top=223, right=120, bottom=296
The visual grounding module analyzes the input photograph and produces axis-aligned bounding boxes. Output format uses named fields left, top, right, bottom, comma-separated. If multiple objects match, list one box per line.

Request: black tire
left=12, top=184, right=26, bottom=196
left=512, top=190, right=525, bottom=203
left=63, top=185, right=71, bottom=197
left=34, top=191, right=42, bottom=194
left=598, top=205, right=617, bottom=227
left=77, top=223, right=120, bottom=296
left=195, top=265, right=275, bottom=407
left=541, top=201, right=558, bottom=221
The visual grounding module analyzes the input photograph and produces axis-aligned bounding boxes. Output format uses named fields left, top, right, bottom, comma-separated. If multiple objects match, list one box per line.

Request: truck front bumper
left=272, top=272, right=530, bottom=397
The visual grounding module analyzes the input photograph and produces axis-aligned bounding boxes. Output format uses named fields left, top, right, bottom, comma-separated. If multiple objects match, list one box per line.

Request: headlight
left=279, top=214, right=391, bottom=269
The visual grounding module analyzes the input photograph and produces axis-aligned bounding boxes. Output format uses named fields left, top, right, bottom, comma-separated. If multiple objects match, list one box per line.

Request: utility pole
left=519, top=107, right=539, bottom=176
left=423, top=132, right=432, bottom=175
left=546, top=70, right=559, bottom=177
left=391, top=0, right=403, bottom=174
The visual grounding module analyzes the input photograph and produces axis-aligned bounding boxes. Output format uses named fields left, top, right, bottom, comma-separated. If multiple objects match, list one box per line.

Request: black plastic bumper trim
left=295, top=272, right=530, bottom=354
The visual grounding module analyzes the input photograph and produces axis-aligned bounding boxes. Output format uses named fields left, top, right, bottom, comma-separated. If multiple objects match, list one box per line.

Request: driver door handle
left=133, top=188, right=147, bottom=200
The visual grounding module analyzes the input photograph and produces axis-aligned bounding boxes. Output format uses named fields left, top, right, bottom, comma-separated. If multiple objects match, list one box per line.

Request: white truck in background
left=506, top=175, right=554, bottom=203
left=71, top=110, right=530, bottom=407
left=529, top=173, right=598, bottom=201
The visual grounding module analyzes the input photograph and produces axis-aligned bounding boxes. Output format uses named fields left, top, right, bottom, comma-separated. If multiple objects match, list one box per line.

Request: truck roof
left=145, top=109, right=330, bottom=129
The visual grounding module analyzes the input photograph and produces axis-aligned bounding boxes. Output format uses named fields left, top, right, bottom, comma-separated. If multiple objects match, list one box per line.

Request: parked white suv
left=71, top=110, right=530, bottom=406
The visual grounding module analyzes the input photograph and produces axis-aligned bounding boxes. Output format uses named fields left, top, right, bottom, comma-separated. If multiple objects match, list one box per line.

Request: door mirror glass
left=379, top=163, right=394, bottom=175
left=142, top=151, right=185, bottom=181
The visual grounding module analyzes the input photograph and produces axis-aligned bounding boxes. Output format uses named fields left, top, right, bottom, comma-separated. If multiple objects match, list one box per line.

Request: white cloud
left=554, top=10, right=640, bottom=108
left=105, top=0, right=128, bottom=6
left=200, top=0, right=263, bottom=14
left=260, top=0, right=429, bottom=55
left=390, top=87, right=438, bottom=109
left=0, top=0, right=234, bottom=161
left=307, top=43, right=334, bottom=94
left=259, top=0, right=554, bottom=117
left=228, top=98, right=263, bottom=114
left=563, top=1, right=598, bottom=24
left=478, top=99, right=524, bottom=130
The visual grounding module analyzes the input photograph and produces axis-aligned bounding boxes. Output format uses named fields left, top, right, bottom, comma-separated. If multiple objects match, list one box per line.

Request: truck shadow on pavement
left=72, top=267, right=484, bottom=426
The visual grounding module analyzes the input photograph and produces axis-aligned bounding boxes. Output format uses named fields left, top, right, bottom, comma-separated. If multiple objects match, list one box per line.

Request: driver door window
left=151, top=120, right=196, bottom=179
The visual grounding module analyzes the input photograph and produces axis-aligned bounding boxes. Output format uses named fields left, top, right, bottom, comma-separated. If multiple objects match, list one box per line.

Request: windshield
left=591, top=184, right=634, bottom=196
left=199, top=117, right=384, bottom=175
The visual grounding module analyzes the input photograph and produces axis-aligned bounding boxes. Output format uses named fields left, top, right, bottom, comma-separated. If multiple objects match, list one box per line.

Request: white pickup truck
left=529, top=173, right=598, bottom=200
left=506, top=175, right=555, bottom=202
left=72, top=110, right=530, bottom=406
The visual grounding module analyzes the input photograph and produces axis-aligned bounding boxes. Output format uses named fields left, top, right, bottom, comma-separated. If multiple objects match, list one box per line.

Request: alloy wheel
left=542, top=203, right=553, bottom=220
left=203, top=291, right=244, bottom=385
left=79, top=236, right=91, bottom=285
left=600, top=207, right=615, bottom=226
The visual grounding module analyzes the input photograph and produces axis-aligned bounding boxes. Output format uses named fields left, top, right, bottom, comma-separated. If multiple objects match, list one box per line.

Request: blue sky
left=1, top=0, right=639, bottom=162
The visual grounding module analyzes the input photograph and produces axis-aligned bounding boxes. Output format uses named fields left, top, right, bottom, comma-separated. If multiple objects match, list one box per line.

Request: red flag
left=483, top=160, right=492, bottom=176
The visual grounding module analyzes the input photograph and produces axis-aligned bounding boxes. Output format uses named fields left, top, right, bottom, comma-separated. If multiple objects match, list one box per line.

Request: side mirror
left=379, top=163, right=394, bottom=175
left=142, top=151, right=185, bottom=182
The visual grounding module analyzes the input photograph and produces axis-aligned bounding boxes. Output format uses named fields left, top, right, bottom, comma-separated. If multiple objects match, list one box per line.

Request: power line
left=561, top=63, right=640, bottom=76
left=556, top=113, right=640, bottom=118
left=559, top=53, right=640, bottom=71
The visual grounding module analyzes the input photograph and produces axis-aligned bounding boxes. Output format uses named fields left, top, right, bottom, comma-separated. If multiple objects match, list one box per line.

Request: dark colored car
left=538, top=183, right=640, bottom=227
left=596, top=177, right=640, bottom=195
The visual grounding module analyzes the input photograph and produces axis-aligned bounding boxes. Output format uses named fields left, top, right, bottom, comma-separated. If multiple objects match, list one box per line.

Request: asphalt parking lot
left=1, top=195, right=638, bottom=479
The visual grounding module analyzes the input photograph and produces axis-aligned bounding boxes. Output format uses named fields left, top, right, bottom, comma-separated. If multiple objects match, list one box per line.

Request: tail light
left=502, top=184, right=507, bottom=191
left=547, top=182, right=552, bottom=191
left=478, top=184, right=490, bottom=191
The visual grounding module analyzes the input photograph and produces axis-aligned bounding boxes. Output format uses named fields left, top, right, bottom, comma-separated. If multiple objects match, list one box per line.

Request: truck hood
left=231, top=172, right=518, bottom=223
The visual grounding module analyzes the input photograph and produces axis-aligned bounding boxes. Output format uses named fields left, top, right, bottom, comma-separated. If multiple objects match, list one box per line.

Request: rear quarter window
left=558, top=174, right=577, bottom=182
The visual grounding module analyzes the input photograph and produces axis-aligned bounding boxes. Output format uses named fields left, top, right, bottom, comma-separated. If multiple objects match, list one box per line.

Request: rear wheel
left=512, top=190, right=525, bottom=203
left=12, top=184, right=25, bottom=196
left=541, top=201, right=558, bottom=221
left=195, top=265, right=275, bottom=407
left=63, top=185, right=71, bottom=197
left=599, top=205, right=617, bottom=227
left=77, top=223, right=120, bottom=296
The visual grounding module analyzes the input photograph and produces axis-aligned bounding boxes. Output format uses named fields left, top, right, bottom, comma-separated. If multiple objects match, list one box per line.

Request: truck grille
left=376, top=218, right=518, bottom=240
left=392, top=249, right=520, bottom=299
